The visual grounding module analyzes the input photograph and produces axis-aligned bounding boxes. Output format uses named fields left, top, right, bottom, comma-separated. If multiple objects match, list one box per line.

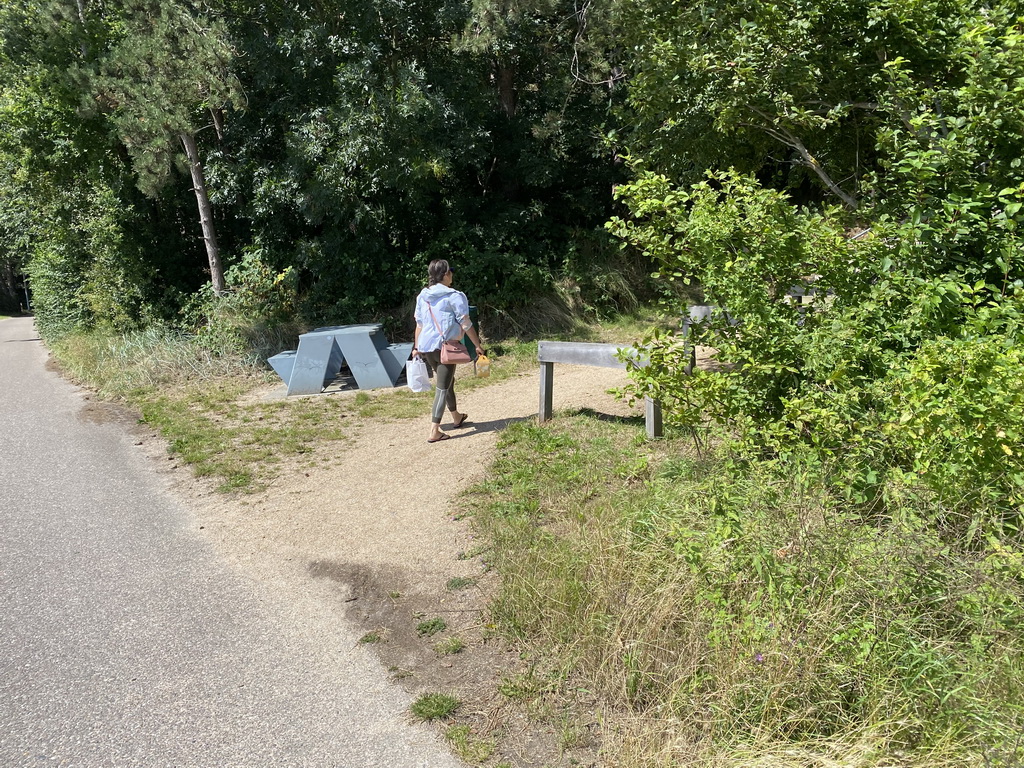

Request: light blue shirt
left=415, top=285, right=471, bottom=353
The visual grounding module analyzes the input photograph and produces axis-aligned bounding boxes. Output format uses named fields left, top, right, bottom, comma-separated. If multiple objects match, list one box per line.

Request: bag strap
left=426, top=302, right=445, bottom=338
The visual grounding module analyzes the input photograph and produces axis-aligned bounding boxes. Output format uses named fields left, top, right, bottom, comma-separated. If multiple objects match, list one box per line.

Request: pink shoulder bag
left=427, top=304, right=473, bottom=364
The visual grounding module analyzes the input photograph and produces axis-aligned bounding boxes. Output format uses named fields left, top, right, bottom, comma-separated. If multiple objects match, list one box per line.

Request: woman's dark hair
left=427, top=259, right=450, bottom=286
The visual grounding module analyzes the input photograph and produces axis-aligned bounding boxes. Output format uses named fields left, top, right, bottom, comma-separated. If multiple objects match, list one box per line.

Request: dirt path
left=187, top=364, right=641, bottom=595
left=150, top=362, right=644, bottom=764
left=122, top=356, right=670, bottom=765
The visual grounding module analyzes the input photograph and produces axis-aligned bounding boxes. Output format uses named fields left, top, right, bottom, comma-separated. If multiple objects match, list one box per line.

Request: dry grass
left=466, top=414, right=1024, bottom=767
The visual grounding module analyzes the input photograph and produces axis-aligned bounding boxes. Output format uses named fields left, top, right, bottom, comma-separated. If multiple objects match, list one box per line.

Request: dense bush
left=609, top=168, right=1024, bottom=528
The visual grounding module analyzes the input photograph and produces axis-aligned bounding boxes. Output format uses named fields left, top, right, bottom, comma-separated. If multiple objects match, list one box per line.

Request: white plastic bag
left=406, top=356, right=432, bottom=392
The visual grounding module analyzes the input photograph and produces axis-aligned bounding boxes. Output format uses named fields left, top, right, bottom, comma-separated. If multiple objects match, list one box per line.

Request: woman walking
left=413, top=260, right=487, bottom=443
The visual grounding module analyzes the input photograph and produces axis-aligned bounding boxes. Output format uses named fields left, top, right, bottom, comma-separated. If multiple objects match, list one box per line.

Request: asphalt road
left=0, top=317, right=461, bottom=768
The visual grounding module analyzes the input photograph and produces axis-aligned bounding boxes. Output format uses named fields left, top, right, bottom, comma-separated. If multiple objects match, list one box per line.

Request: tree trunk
left=179, top=131, right=225, bottom=295
left=497, top=64, right=517, bottom=118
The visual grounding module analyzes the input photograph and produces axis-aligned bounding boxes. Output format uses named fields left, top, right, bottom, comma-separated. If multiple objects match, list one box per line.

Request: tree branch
left=745, top=107, right=859, bottom=210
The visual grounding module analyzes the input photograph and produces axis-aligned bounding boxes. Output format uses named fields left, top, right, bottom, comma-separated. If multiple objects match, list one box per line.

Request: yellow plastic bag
left=475, top=353, right=491, bottom=378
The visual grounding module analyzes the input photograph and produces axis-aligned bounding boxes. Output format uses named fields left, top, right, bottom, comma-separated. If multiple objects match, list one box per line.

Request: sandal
left=452, top=413, right=469, bottom=429
left=427, top=433, right=452, bottom=443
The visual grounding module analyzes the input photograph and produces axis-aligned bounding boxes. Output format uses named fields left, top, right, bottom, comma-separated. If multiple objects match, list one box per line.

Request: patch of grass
left=446, top=576, right=477, bottom=591
left=558, top=714, right=588, bottom=751
left=359, top=630, right=384, bottom=644
left=46, top=319, right=659, bottom=497
left=434, top=636, right=465, bottom=655
left=497, top=668, right=558, bottom=702
left=410, top=692, right=460, bottom=721
left=443, top=724, right=495, bottom=763
left=47, top=329, right=373, bottom=493
left=136, top=387, right=354, bottom=493
left=589, top=308, right=679, bottom=343
left=466, top=411, right=1024, bottom=766
left=350, top=387, right=432, bottom=420
left=388, top=665, right=412, bottom=680
left=45, top=326, right=546, bottom=494
left=416, top=617, right=447, bottom=637
left=456, top=545, right=491, bottom=560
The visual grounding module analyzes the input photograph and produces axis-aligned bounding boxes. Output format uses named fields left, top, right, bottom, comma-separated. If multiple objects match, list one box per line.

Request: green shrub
left=610, top=170, right=1024, bottom=526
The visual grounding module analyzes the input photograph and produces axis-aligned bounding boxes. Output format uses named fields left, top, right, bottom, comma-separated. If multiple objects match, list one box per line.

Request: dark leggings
left=422, top=350, right=457, bottom=423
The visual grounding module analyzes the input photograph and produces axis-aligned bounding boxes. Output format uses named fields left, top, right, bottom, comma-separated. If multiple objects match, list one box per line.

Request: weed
left=388, top=666, right=412, bottom=680
left=434, top=636, right=465, bottom=655
left=444, top=725, right=495, bottom=763
left=467, top=411, right=1024, bottom=766
left=410, top=692, right=460, bottom=721
left=359, top=631, right=384, bottom=644
left=497, top=668, right=556, bottom=701
left=446, top=576, right=477, bottom=591
left=457, top=545, right=492, bottom=560
left=558, top=716, right=588, bottom=750
left=416, top=617, right=447, bottom=637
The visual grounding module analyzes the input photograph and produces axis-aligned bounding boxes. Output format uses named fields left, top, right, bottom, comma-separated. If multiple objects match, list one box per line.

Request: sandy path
left=183, top=364, right=643, bottom=600
left=131, top=358, right=658, bottom=767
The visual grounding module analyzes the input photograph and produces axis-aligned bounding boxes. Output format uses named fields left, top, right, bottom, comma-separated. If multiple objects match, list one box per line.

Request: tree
left=1, top=0, right=636, bottom=336
left=91, top=0, right=240, bottom=295
left=208, top=0, right=632, bottom=326
left=616, top=0, right=979, bottom=209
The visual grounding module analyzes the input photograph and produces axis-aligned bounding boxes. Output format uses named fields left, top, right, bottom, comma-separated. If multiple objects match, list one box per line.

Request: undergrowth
left=467, top=413, right=1024, bottom=767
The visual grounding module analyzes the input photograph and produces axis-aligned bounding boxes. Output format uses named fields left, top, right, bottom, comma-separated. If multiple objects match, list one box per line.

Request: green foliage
left=446, top=576, right=477, bottom=591
left=0, top=0, right=219, bottom=335
left=443, top=724, right=495, bottom=763
left=613, top=169, right=1024, bottom=523
left=434, top=636, right=466, bottom=655
left=182, top=247, right=300, bottom=359
left=616, top=0, right=1012, bottom=209
left=1, top=0, right=638, bottom=340
left=204, top=0, right=633, bottom=330
left=92, top=0, right=238, bottom=193
left=595, top=7, right=1024, bottom=759
left=609, top=170, right=863, bottom=427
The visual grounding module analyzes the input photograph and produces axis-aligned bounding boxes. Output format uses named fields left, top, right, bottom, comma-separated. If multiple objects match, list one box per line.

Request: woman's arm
left=463, top=322, right=484, bottom=353
left=457, top=311, right=485, bottom=353
left=413, top=323, right=422, bottom=357
left=451, top=291, right=484, bottom=351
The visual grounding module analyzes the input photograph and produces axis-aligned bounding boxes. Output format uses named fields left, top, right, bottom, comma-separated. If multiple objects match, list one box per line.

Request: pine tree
left=92, top=0, right=239, bottom=294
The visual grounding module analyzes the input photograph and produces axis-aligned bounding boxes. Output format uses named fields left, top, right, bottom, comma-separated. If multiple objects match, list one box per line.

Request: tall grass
left=49, top=326, right=268, bottom=399
left=467, top=415, right=1024, bottom=767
